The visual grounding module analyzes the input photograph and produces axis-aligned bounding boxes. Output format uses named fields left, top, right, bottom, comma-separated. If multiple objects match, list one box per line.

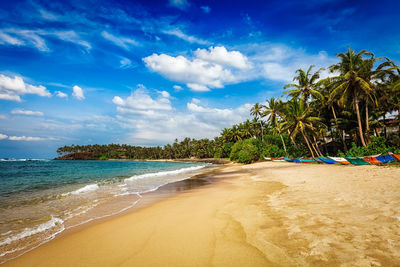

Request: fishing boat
left=284, top=157, right=294, bottom=162
left=345, top=157, right=370, bottom=165
left=263, top=157, right=272, bottom=161
left=363, top=156, right=383, bottom=165
left=376, top=154, right=395, bottom=163
left=271, top=158, right=285, bottom=162
left=317, top=157, right=337, bottom=164
left=389, top=153, right=400, bottom=163
left=299, top=158, right=316, bottom=163
left=284, top=157, right=300, bottom=163
left=328, top=157, right=350, bottom=165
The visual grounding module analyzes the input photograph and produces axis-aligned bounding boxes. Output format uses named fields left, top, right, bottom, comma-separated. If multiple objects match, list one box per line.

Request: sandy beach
left=5, top=162, right=400, bottom=266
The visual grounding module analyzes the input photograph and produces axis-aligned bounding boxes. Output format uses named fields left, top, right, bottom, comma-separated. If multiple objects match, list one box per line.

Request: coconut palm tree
left=273, top=122, right=288, bottom=157
left=250, top=102, right=265, bottom=139
left=263, top=97, right=283, bottom=127
left=282, top=99, right=324, bottom=158
left=283, top=65, right=324, bottom=106
left=328, top=47, right=398, bottom=146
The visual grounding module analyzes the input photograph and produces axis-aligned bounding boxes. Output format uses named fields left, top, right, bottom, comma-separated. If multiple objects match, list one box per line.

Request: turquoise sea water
left=0, top=159, right=209, bottom=263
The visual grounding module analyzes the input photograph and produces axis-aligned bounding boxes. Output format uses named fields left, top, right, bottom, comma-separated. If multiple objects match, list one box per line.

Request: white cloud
left=201, top=6, right=211, bottom=13
left=8, top=135, right=53, bottom=141
left=162, top=29, right=209, bottom=45
left=101, top=31, right=139, bottom=50
left=0, top=29, right=49, bottom=51
left=113, top=88, right=251, bottom=145
left=0, top=31, right=24, bottom=45
left=0, top=114, right=7, bottom=119
left=11, top=109, right=43, bottom=116
left=72, top=85, right=85, bottom=100
left=0, top=133, right=7, bottom=140
left=239, top=43, right=337, bottom=83
left=169, top=0, right=189, bottom=10
left=143, top=46, right=250, bottom=92
left=112, top=85, right=172, bottom=116
left=49, top=30, right=91, bottom=51
left=173, top=85, right=183, bottom=91
left=0, top=74, right=51, bottom=101
left=55, top=91, right=68, bottom=98
left=120, top=57, right=133, bottom=69
left=194, top=46, right=251, bottom=69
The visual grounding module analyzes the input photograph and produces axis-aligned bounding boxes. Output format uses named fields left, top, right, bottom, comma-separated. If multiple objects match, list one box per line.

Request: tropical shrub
left=264, top=144, right=285, bottom=157
left=230, top=139, right=265, bottom=164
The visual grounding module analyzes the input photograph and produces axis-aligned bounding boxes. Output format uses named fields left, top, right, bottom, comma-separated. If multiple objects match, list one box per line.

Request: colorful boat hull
left=363, top=157, right=382, bottom=165
left=345, top=157, right=370, bottom=165
left=299, top=158, right=316, bottom=163
left=318, top=157, right=337, bottom=164
left=376, top=155, right=395, bottom=163
left=390, top=153, right=400, bottom=163
left=271, top=158, right=285, bottom=162
left=328, top=157, right=350, bottom=165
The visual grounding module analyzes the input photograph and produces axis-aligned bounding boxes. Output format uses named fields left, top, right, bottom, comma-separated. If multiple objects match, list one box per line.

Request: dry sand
left=5, top=162, right=400, bottom=266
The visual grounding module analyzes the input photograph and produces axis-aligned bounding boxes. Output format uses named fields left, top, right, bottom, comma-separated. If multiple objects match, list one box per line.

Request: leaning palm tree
left=282, top=99, right=324, bottom=158
left=250, top=102, right=265, bottom=139
left=283, top=65, right=324, bottom=106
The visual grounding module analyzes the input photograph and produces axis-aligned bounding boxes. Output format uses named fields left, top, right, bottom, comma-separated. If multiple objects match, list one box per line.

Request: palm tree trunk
left=365, top=103, right=370, bottom=143
left=355, top=98, right=367, bottom=147
left=312, top=135, right=323, bottom=156
left=288, top=130, right=298, bottom=148
left=331, top=105, right=348, bottom=152
left=301, top=130, right=315, bottom=158
left=259, top=121, right=264, bottom=141
left=279, top=134, right=288, bottom=157
left=383, top=113, right=387, bottom=138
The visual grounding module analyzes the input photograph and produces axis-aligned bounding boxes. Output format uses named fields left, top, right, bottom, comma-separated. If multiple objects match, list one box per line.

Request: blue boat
left=284, top=158, right=301, bottom=163
left=318, top=157, right=337, bottom=164
left=376, top=154, right=395, bottom=164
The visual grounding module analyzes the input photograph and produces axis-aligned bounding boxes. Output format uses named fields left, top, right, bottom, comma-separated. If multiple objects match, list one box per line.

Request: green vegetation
left=230, top=139, right=265, bottom=163
left=57, top=47, right=400, bottom=163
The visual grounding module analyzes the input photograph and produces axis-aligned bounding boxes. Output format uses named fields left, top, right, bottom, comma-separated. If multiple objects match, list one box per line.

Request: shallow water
left=0, top=159, right=211, bottom=263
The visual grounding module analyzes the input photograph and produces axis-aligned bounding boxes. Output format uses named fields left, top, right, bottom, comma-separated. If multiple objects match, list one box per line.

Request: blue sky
left=0, top=0, right=399, bottom=158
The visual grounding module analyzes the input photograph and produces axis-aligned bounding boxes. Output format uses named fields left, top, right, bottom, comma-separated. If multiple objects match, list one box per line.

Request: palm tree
left=273, top=122, right=288, bottom=157
left=328, top=47, right=399, bottom=146
left=250, top=103, right=265, bottom=139
left=282, top=99, right=324, bottom=158
left=283, top=65, right=324, bottom=106
left=327, top=48, right=376, bottom=147
left=263, top=98, right=283, bottom=126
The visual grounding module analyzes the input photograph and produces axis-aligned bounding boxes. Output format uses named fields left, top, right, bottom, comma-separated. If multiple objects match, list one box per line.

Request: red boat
left=271, top=158, right=285, bottom=162
left=390, top=153, right=400, bottom=163
left=363, top=156, right=382, bottom=165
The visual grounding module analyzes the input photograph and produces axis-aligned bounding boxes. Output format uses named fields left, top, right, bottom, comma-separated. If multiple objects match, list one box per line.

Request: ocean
left=0, top=159, right=211, bottom=263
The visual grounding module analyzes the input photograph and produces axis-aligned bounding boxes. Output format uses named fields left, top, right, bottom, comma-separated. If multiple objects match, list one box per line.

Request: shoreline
left=0, top=163, right=226, bottom=264
left=5, top=162, right=400, bottom=266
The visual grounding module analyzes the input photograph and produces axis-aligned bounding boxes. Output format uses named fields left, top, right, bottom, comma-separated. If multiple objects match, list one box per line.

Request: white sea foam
left=62, top=184, right=100, bottom=197
left=124, top=165, right=206, bottom=182
left=0, top=216, right=64, bottom=246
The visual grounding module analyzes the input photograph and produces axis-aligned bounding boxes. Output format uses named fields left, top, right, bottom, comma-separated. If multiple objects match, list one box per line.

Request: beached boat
left=263, top=157, right=272, bottom=161
left=390, top=153, right=400, bottom=163
left=284, top=157, right=293, bottom=162
left=328, top=157, right=350, bottom=165
left=271, top=158, right=285, bottom=162
left=284, top=157, right=300, bottom=163
left=376, top=154, right=395, bottom=164
left=317, top=157, right=337, bottom=164
left=345, top=157, right=370, bottom=165
left=363, top=156, right=383, bottom=165
left=299, top=158, right=316, bottom=163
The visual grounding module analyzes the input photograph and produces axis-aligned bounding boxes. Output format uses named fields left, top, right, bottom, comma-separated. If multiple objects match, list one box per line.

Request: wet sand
left=5, top=162, right=400, bottom=266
